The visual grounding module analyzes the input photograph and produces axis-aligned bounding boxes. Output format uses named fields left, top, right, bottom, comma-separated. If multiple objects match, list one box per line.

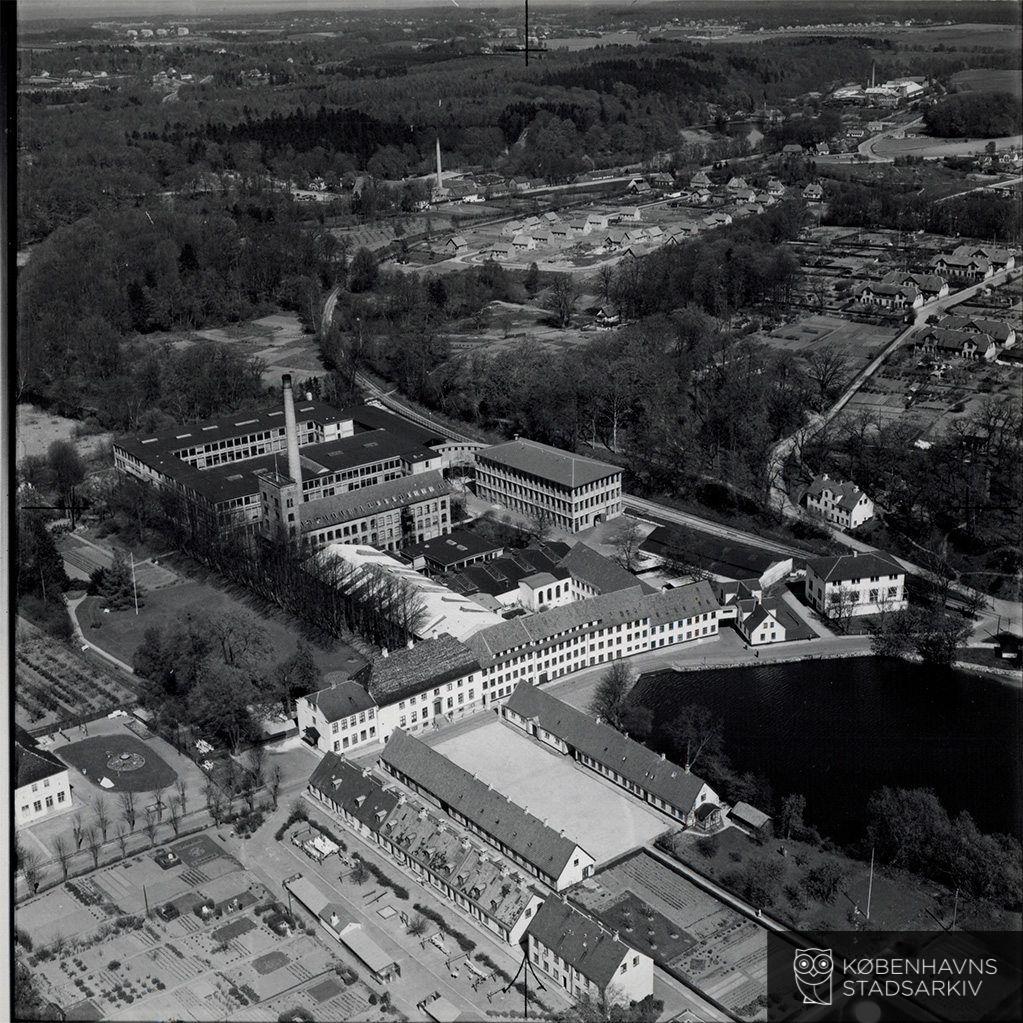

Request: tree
left=93, top=795, right=111, bottom=841
left=589, top=661, right=634, bottom=730
left=20, top=847, right=42, bottom=893
left=188, top=662, right=259, bottom=754
left=150, top=787, right=168, bottom=823
left=47, top=440, right=86, bottom=526
left=168, top=797, right=183, bottom=836
left=805, top=345, right=848, bottom=408
left=209, top=790, right=226, bottom=826
left=175, top=778, right=188, bottom=816
left=265, top=641, right=322, bottom=715
left=664, top=704, right=723, bottom=773
left=268, top=765, right=283, bottom=810
left=98, top=548, right=144, bottom=611
left=348, top=247, right=378, bottom=292
left=17, top=510, right=69, bottom=602
left=407, top=912, right=428, bottom=937
left=119, top=790, right=137, bottom=832
left=545, top=275, right=578, bottom=328
left=527, top=509, right=554, bottom=545
left=524, top=261, right=540, bottom=295
left=609, top=519, right=643, bottom=573
left=725, top=858, right=783, bottom=907
left=142, top=807, right=158, bottom=848
left=85, top=827, right=102, bottom=869
left=801, top=862, right=844, bottom=904
left=53, top=835, right=73, bottom=881
left=350, top=859, right=369, bottom=885
left=72, top=812, right=85, bottom=850
left=15, top=953, right=49, bottom=1022
left=115, top=823, right=129, bottom=860
left=778, top=793, right=806, bottom=840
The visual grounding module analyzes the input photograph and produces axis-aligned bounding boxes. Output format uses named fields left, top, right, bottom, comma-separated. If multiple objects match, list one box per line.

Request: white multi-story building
left=15, top=730, right=72, bottom=829
left=475, top=438, right=623, bottom=533
left=526, top=897, right=654, bottom=1005
left=804, top=474, right=875, bottom=530
left=296, top=679, right=379, bottom=756
left=805, top=552, right=907, bottom=618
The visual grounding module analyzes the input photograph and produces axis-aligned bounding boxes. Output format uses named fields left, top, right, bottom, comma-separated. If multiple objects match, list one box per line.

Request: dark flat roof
left=402, top=529, right=505, bottom=568
left=114, top=399, right=349, bottom=462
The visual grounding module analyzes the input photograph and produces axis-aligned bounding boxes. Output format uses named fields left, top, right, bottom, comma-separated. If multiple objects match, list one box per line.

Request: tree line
left=923, top=91, right=1022, bottom=139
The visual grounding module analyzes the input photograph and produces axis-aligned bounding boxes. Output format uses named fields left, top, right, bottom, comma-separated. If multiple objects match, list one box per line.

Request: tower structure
left=435, top=137, right=443, bottom=193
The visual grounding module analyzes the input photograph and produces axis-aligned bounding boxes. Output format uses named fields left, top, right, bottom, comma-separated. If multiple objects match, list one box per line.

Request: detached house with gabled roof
left=930, top=253, right=994, bottom=283
left=526, top=896, right=654, bottom=1005
left=690, top=170, right=711, bottom=189
left=882, top=270, right=949, bottom=299
left=804, top=473, right=875, bottom=529
left=856, top=282, right=923, bottom=310
left=802, top=181, right=824, bottom=202
left=952, top=244, right=1017, bottom=272
left=804, top=551, right=907, bottom=618
left=15, top=727, right=72, bottom=828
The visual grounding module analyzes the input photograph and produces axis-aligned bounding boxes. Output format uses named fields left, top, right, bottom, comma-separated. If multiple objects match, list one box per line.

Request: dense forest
left=923, top=91, right=1023, bottom=138
left=16, top=193, right=342, bottom=425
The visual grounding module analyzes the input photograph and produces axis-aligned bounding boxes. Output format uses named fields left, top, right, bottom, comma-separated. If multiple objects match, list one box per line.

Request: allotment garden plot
left=17, top=837, right=379, bottom=1023
left=570, top=849, right=769, bottom=1020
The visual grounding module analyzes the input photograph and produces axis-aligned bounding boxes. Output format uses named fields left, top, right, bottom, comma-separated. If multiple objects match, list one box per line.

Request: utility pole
left=503, top=943, right=546, bottom=1019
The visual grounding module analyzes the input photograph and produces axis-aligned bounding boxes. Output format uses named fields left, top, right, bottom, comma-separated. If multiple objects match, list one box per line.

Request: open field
left=951, top=68, right=1023, bottom=96
left=16, top=404, right=113, bottom=464
left=748, top=313, right=898, bottom=387
left=15, top=618, right=139, bottom=732
left=76, top=577, right=366, bottom=679
left=60, top=533, right=180, bottom=590
left=571, top=849, right=769, bottom=1019
left=134, top=311, right=324, bottom=388
left=435, top=719, right=671, bottom=864
left=16, top=839, right=379, bottom=1023
left=871, top=132, right=1023, bottom=161
left=59, top=735, right=178, bottom=793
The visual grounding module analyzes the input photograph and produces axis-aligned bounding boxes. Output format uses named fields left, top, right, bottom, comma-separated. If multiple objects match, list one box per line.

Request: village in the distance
left=10, top=1, right=1023, bottom=1022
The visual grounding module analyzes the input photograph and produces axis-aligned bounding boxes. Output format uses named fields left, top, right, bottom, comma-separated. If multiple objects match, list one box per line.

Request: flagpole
left=865, top=846, right=874, bottom=919
left=130, top=551, right=139, bottom=615
left=951, top=888, right=959, bottom=929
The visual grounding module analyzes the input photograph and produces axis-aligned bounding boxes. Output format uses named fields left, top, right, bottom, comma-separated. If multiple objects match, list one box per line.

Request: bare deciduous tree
left=119, top=790, right=137, bottom=832
left=142, top=808, right=158, bottom=848
left=84, top=827, right=102, bottom=869
left=53, top=835, right=73, bottom=881
left=94, top=795, right=111, bottom=842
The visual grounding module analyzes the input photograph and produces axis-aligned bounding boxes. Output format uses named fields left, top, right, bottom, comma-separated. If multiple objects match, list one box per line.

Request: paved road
left=857, top=117, right=924, bottom=163
left=933, top=174, right=1023, bottom=204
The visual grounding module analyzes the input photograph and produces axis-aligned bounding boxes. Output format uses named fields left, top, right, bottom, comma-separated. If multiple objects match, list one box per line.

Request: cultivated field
left=571, top=849, right=769, bottom=1019
left=434, top=719, right=670, bottom=864
left=15, top=618, right=139, bottom=732
left=16, top=838, right=379, bottom=1022
left=951, top=68, right=1023, bottom=96
left=871, top=132, right=1023, bottom=161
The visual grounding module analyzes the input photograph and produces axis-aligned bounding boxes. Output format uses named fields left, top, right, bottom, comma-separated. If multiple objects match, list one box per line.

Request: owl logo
left=793, top=947, right=833, bottom=1005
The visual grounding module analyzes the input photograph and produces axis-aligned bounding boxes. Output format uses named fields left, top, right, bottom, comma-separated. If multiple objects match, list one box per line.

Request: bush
left=15, top=928, right=33, bottom=951
left=107, top=960, right=121, bottom=971
left=274, top=804, right=309, bottom=842
left=801, top=862, right=844, bottom=905
left=368, top=993, right=378, bottom=1005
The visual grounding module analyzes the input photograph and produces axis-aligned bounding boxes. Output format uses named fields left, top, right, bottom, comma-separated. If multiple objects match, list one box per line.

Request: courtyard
left=434, top=717, right=670, bottom=864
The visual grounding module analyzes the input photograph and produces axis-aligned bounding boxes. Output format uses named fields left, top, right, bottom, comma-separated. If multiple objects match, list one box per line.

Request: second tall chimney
left=281, top=374, right=304, bottom=494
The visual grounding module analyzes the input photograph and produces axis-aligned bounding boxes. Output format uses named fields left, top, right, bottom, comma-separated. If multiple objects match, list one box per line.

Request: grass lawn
left=59, top=735, right=178, bottom=792
left=76, top=579, right=365, bottom=678
left=665, top=827, right=944, bottom=932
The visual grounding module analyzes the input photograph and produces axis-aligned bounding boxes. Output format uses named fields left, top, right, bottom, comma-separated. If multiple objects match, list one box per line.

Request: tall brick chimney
left=282, top=373, right=304, bottom=498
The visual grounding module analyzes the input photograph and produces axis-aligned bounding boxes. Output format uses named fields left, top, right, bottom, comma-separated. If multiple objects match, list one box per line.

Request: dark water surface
left=633, top=658, right=1022, bottom=844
